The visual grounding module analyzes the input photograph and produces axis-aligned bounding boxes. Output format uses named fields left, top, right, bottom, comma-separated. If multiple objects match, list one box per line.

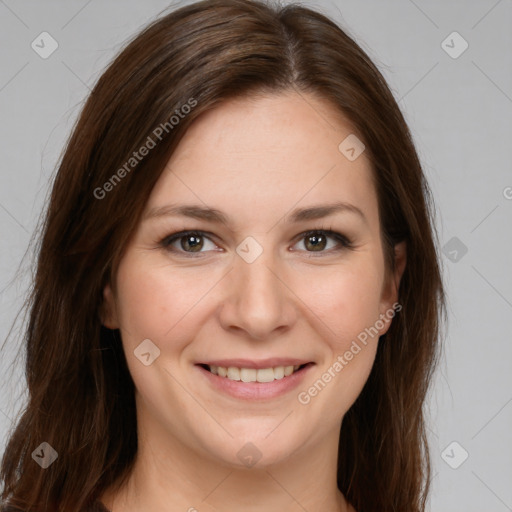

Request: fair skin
left=100, top=90, right=406, bottom=512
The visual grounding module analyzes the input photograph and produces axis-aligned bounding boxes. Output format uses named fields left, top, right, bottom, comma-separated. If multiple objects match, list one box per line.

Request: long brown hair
left=0, top=1, right=446, bottom=510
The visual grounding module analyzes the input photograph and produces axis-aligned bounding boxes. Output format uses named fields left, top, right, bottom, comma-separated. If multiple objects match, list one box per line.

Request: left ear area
left=100, top=283, right=119, bottom=329
left=378, top=241, right=407, bottom=332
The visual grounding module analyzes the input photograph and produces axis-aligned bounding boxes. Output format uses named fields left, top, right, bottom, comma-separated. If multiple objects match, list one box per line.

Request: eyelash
left=158, top=228, right=353, bottom=257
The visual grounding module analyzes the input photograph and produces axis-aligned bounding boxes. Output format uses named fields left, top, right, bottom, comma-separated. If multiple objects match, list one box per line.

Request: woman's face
left=103, top=90, right=405, bottom=469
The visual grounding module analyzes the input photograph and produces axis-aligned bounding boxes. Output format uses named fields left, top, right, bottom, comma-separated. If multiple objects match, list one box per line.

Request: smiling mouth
left=198, top=363, right=311, bottom=383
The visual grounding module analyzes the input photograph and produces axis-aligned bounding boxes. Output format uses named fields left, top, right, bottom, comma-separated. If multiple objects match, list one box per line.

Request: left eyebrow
left=143, top=201, right=367, bottom=226
left=287, top=201, right=367, bottom=224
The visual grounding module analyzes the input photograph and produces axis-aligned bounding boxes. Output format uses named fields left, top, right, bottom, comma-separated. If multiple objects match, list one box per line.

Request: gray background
left=1, top=1, right=511, bottom=510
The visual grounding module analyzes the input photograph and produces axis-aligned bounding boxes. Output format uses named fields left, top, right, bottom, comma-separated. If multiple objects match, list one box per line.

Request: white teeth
left=240, top=368, right=256, bottom=382
left=227, top=367, right=241, bottom=381
left=256, top=368, right=274, bottom=383
left=207, top=364, right=304, bottom=382
left=273, top=366, right=285, bottom=379
left=284, top=365, right=294, bottom=376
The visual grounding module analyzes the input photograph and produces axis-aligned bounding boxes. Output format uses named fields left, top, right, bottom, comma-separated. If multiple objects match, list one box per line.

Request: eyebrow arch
left=143, top=201, right=367, bottom=225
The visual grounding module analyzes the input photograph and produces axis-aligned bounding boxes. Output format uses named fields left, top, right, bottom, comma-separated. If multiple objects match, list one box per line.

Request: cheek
left=300, top=269, right=383, bottom=409
left=113, top=257, right=215, bottom=423
left=114, top=255, right=221, bottom=348
left=299, top=259, right=385, bottom=345
left=115, top=262, right=169, bottom=343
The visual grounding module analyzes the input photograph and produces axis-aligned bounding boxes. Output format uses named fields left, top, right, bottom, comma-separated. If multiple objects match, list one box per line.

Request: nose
left=218, top=248, right=298, bottom=341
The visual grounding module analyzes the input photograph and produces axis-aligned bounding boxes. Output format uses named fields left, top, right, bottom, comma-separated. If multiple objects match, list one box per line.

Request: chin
left=202, top=432, right=302, bottom=470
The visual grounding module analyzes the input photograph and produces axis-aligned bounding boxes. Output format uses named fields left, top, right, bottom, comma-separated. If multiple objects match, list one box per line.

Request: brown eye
left=304, top=233, right=328, bottom=251
left=292, top=230, right=352, bottom=254
left=161, top=231, right=218, bottom=255
left=180, top=234, right=204, bottom=252
left=160, top=229, right=352, bottom=258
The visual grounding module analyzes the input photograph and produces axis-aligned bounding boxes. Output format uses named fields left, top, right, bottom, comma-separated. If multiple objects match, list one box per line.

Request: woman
left=0, top=0, right=446, bottom=511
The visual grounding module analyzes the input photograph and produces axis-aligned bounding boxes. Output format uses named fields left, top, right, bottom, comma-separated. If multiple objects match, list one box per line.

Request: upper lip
left=196, top=358, right=313, bottom=369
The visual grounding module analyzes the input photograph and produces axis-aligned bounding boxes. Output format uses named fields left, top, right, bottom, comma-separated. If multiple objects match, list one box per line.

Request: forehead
left=146, top=91, right=379, bottom=232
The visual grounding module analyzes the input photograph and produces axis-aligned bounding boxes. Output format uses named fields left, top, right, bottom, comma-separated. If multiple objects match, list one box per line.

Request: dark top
left=1, top=503, right=111, bottom=512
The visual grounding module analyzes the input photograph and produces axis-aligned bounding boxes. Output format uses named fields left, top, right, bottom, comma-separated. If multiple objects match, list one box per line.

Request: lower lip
left=195, top=364, right=314, bottom=400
